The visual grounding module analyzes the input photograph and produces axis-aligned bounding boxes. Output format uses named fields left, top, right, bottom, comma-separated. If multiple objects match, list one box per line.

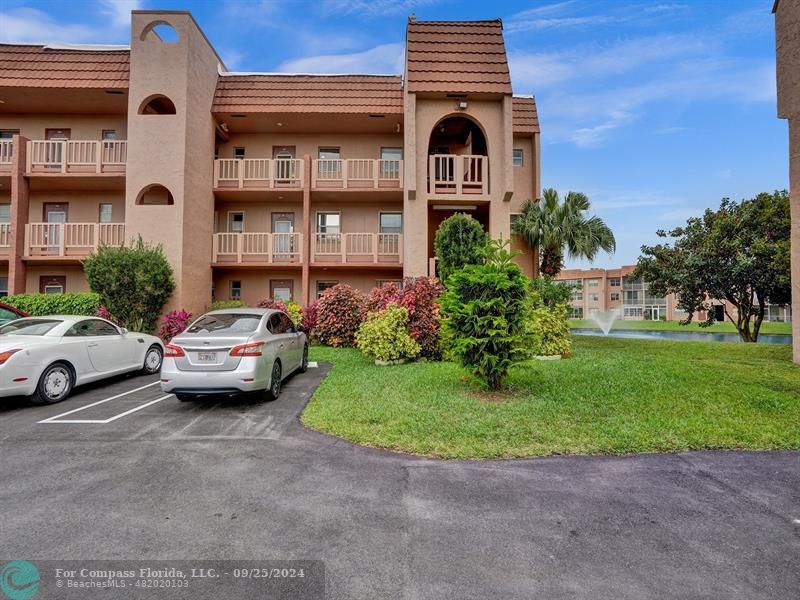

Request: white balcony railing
left=25, top=223, right=125, bottom=257
left=212, top=232, right=303, bottom=264
left=0, top=140, right=13, bottom=173
left=312, top=232, right=402, bottom=264
left=26, top=140, right=127, bottom=174
left=0, top=223, right=10, bottom=257
left=429, top=154, right=488, bottom=195
left=311, top=159, right=403, bottom=189
left=213, top=158, right=304, bottom=189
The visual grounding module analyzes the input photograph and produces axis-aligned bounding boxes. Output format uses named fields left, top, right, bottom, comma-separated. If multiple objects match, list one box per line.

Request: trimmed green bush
left=209, top=299, right=248, bottom=310
left=434, top=213, right=488, bottom=284
left=83, top=236, right=174, bottom=333
left=440, top=238, right=529, bottom=390
left=1, top=292, right=101, bottom=316
left=528, top=304, right=572, bottom=357
left=356, top=304, right=421, bottom=363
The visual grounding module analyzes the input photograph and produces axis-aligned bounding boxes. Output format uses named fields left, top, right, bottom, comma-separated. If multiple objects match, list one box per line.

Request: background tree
left=634, top=191, right=790, bottom=342
left=434, top=213, right=488, bottom=283
left=84, top=236, right=174, bottom=332
left=512, top=188, right=616, bottom=276
left=440, top=237, right=529, bottom=390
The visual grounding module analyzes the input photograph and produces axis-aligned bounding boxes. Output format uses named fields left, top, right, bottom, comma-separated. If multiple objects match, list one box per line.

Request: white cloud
left=0, top=8, right=100, bottom=43
left=98, top=0, right=141, bottom=29
left=654, top=126, right=688, bottom=135
left=506, top=15, right=615, bottom=33
left=277, top=42, right=404, bottom=74
left=319, top=0, right=438, bottom=17
left=643, top=3, right=689, bottom=13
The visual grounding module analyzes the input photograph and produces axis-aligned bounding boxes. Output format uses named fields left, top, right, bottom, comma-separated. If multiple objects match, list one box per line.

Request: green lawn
left=303, top=337, right=800, bottom=459
left=569, top=319, right=793, bottom=335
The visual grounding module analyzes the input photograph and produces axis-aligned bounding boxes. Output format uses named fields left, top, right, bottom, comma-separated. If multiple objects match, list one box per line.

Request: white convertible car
left=0, top=316, right=164, bottom=404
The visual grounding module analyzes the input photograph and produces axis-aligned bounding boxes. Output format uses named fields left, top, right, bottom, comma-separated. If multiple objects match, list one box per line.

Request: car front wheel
left=142, top=345, right=163, bottom=374
left=30, top=362, right=74, bottom=405
left=264, top=361, right=282, bottom=401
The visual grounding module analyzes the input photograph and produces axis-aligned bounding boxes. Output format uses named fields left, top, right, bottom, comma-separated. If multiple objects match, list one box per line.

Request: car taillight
left=0, top=349, right=20, bottom=365
left=230, top=342, right=264, bottom=357
left=164, top=344, right=185, bottom=358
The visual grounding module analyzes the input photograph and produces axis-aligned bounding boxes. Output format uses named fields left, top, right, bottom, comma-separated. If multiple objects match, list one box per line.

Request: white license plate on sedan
left=197, top=352, right=217, bottom=363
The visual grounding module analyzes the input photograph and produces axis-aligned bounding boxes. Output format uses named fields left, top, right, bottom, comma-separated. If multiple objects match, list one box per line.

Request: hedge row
left=1, top=292, right=101, bottom=316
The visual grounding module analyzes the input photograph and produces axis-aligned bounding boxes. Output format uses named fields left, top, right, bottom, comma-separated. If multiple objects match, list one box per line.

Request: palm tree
left=511, top=188, right=616, bottom=277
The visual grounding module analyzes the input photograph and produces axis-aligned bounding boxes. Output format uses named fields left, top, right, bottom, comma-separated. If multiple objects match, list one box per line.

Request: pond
left=571, top=328, right=792, bottom=345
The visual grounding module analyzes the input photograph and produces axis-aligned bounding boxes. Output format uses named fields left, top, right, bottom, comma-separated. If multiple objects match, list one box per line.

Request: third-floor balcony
left=26, top=140, right=127, bottom=175
left=428, top=154, right=488, bottom=196
left=311, top=159, right=402, bottom=190
left=213, top=158, right=304, bottom=189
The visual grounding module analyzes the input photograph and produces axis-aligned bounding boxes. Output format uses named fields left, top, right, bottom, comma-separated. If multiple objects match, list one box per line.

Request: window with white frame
left=317, top=212, right=340, bottom=234
left=229, top=280, right=242, bottom=299
left=589, top=293, right=600, bottom=302
left=316, top=280, right=338, bottom=298
left=512, top=148, right=523, bottom=167
left=102, top=130, right=116, bottom=140
left=379, top=212, right=402, bottom=234
left=609, top=277, right=621, bottom=287
left=234, top=147, right=245, bottom=159
left=569, top=306, right=584, bottom=319
left=376, top=279, right=402, bottom=289
left=610, top=292, right=620, bottom=301
left=588, top=279, right=600, bottom=287
left=98, top=203, right=113, bottom=223
left=228, top=212, right=245, bottom=233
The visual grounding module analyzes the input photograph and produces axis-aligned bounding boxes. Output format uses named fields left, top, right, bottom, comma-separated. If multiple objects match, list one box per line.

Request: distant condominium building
left=556, top=266, right=793, bottom=323
left=0, top=11, right=541, bottom=315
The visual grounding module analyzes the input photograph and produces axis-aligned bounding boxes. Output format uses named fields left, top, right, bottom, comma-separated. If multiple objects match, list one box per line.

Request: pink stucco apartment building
left=556, top=266, right=793, bottom=323
left=0, top=11, right=540, bottom=315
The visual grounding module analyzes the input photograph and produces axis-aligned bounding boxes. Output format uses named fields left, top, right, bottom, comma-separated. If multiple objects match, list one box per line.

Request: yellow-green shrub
left=528, top=304, right=572, bottom=357
left=286, top=300, right=302, bottom=325
left=356, top=304, right=421, bottom=363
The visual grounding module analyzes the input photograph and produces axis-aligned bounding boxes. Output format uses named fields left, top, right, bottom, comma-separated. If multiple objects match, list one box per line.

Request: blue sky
left=0, top=0, right=787, bottom=268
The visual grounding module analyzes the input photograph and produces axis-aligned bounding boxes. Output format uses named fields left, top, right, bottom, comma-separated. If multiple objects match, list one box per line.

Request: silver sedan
left=160, top=308, right=308, bottom=402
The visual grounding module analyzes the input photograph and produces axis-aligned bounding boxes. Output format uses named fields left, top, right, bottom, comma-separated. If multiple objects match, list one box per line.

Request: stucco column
left=302, top=155, right=311, bottom=305
left=8, top=134, right=29, bottom=295
left=790, top=119, right=800, bottom=363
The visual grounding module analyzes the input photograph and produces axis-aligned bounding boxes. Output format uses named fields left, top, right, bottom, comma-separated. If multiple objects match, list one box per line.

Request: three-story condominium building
left=0, top=11, right=540, bottom=314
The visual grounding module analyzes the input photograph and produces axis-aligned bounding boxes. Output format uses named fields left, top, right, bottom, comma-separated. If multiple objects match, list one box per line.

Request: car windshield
left=186, top=313, right=261, bottom=334
left=0, top=319, right=62, bottom=336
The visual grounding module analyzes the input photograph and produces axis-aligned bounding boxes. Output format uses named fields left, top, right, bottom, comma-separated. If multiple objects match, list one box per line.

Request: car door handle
left=279, top=344, right=285, bottom=349
left=87, top=343, right=99, bottom=348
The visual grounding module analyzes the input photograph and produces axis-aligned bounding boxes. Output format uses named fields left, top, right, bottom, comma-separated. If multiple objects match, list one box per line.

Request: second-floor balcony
left=26, top=140, right=127, bottom=175
left=213, top=232, right=303, bottom=264
left=0, top=140, right=13, bottom=174
left=24, top=222, right=125, bottom=258
left=312, top=233, right=402, bottom=264
left=429, top=154, right=488, bottom=196
left=213, top=158, right=304, bottom=189
left=311, top=159, right=402, bottom=190
left=0, top=223, right=10, bottom=259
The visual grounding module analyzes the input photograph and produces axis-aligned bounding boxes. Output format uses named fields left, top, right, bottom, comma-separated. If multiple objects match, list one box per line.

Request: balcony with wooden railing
left=311, top=159, right=403, bottom=190
left=429, top=154, right=488, bottom=196
left=0, top=140, right=13, bottom=174
left=213, top=158, right=304, bottom=189
left=212, top=232, right=303, bottom=265
left=0, top=223, right=11, bottom=259
left=25, top=222, right=125, bottom=258
left=312, top=232, right=402, bottom=265
left=26, top=140, right=127, bottom=174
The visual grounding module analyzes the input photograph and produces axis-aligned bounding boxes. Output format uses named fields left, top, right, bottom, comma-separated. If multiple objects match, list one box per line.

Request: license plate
left=197, top=352, right=217, bottom=363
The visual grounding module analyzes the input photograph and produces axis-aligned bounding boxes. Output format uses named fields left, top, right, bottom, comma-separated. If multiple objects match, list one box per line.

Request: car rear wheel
left=142, top=345, right=163, bottom=374
left=300, top=344, right=309, bottom=373
left=264, top=361, right=282, bottom=401
left=175, top=393, right=194, bottom=402
left=29, top=362, right=73, bottom=405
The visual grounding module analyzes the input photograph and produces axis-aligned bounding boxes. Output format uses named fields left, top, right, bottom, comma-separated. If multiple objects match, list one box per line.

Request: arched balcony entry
left=428, top=115, right=489, bottom=195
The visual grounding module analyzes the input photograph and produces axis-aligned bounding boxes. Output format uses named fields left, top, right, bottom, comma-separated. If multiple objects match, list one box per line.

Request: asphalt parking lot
left=1, top=364, right=798, bottom=599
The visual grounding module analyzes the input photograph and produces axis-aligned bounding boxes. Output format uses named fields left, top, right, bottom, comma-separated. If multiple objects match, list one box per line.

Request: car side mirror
left=296, top=324, right=306, bottom=334
left=121, top=327, right=129, bottom=335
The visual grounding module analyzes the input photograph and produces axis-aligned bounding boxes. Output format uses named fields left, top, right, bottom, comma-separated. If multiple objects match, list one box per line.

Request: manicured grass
left=303, top=337, right=800, bottom=459
left=569, top=318, right=793, bottom=335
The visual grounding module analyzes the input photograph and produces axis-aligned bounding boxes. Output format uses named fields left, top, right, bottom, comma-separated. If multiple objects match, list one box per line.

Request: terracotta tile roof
left=405, top=19, right=512, bottom=95
left=512, top=96, right=540, bottom=134
left=213, top=74, right=404, bottom=113
left=0, top=44, right=130, bottom=88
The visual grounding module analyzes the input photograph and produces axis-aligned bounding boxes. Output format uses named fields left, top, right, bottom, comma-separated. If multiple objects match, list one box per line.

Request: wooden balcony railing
left=26, top=140, right=127, bottom=174
left=312, top=232, right=402, bottom=264
left=429, top=154, right=488, bottom=195
left=25, top=222, right=125, bottom=257
left=212, top=232, right=303, bottom=264
left=0, top=140, right=13, bottom=173
left=213, top=158, right=304, bottom=189
left=311, top=159, right=403, bottom=189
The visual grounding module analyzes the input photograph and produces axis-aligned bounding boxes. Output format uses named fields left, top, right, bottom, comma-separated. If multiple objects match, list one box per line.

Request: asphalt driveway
left=0, top=363, right=797, bottom=599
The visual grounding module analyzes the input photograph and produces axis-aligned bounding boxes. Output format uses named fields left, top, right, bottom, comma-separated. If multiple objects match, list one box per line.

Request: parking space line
left=37, top=381, right=161, bottom=424
left=39, top=395, right=173, bottom=424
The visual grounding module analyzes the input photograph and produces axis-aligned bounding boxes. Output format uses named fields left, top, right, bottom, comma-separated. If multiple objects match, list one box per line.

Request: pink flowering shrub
left=301, top=300, right=319, bottom=337
left=159, top=309, right=192, bottom=342
left=257, top=298, right=288, bottom=312
left=315, top=284, right=364, bottom=347
left=96, top=304, right=120, bottom=325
